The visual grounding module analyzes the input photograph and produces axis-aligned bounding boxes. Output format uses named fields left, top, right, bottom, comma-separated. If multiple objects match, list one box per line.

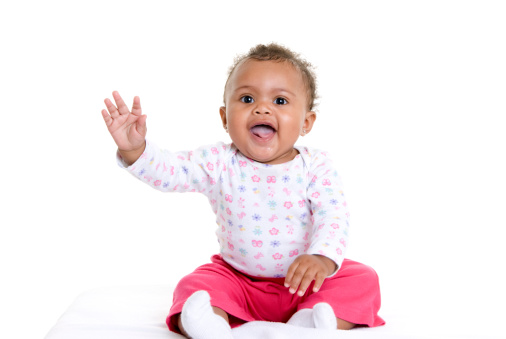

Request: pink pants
left=167, top=254, right=384, bottom=333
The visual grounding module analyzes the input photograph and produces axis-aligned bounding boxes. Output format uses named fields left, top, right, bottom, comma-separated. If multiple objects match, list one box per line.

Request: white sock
left=287, top=303, right=337, bottom=330
left=181, top=290, right=233, bottom=339
left=286, top=308, right=314, bottom=328
left=313, top=303, right=337, bottom=330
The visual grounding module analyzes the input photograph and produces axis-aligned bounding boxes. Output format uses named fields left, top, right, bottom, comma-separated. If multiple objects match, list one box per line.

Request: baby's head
left=220, top=43, right=318, bottom=165
left=223, top=43, right=318, bottom=111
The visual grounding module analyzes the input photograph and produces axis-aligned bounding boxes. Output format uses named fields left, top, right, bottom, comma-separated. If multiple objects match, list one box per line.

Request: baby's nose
left=254, top=101, right=272, bottom=114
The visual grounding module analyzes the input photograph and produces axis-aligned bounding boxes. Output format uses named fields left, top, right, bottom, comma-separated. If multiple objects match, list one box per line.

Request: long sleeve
left=117, top=140, right=230, bottom=195
left=305, top=150, right=350, bottom=273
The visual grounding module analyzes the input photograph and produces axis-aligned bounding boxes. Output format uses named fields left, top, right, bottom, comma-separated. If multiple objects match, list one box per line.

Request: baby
left=101, top=43, right=384, bottom=338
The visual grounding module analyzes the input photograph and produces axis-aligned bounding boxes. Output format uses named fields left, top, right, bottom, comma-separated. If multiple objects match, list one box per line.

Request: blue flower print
left=252, top=214, right=261, bottom=221
left=182, top=166, right=189, bottom=174
left=282, top=175, right=290, bottom=183
left=270, top=240, right=281, bottom=248
left=253, top=226, right=262, bottom=235
left=330, top=199, right=338, bottom=205
left=238, top=185, right=246, bottom=192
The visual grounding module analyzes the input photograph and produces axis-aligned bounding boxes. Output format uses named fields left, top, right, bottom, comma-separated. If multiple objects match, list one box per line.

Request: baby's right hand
left=101, top=91, right=147, bottom=164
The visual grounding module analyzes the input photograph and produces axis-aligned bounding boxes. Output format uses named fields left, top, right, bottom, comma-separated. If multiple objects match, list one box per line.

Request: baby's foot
left=181, top=290, right=233, bottom=339
left=287, top=303, right=337, bottom=330
left=312, top=303, right=337, bottom=329
left=286, top=308, right=314, bottom=328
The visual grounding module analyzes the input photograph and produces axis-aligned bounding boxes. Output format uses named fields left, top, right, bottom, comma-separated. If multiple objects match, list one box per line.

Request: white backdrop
left=1, top=1, right=505, bottom=338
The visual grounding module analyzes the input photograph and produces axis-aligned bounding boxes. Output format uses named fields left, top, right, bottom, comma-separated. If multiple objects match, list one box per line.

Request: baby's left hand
left=284, top=254, right=337, bottom=297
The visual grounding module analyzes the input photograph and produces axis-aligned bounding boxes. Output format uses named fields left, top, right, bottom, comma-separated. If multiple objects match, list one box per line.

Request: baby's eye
left=241, top=96, right=254, bottom=103
left=274, top=97, right=287, bottom=105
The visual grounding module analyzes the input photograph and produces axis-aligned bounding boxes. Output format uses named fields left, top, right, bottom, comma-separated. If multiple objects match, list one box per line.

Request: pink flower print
left=239, top=160, right=247, bottom=167
left=267, top=176, right=276, bottom=183
left=268, top=187, right=275, bottom=197
left=237, top=211, right=246, bottom=219
left=269, top=215, right=278, bottom=222
left=304, top=243, right=310, bottom=251
left=272, top=253, right=283, bottom=260
left=298, top=200, right=305, bottom=208
left=228, top=242, right=234, bottom=251
left=256, top=264, right=266, bottom=271
left=331, top=223, right=339, bottom=229
left=252, top=240, right=263, bottom=247
left=336, top=248, right=343, bottom=255
left=211, top=147, right=219, bottom=155
left=327, top=231, right=336, bottom=240
left=226, top=208, right=232, bottom=215
left=303, top=232, right=309, bottom=241
left=284, top=201, right=293, bottom=209
left=289, top=249, right=299, bottom=257
left=177, top=155, right=185, bottom=160
left=283, top=187, right=292, bottom=196
left=238, top=197, right=245, bottom=208
left=269, top=228, right=279, bottom=235
left=312, top=192, right=320, bottom=199
left=254, top=252, right=264, bottom=259
left=210, top=178, right=216, bottom=185
left=322, top=179, right=331, bottom=186
left=225, top=194, right=233, bottom=203
left=207, top=162, right=214, bottom=171
left=286, top=225, right=294, bottom=234
left=340, top=238, right=347, bottom=247
left=183, top=183, right=190, bottom=189
left=318, top=223, right=325, bottom=230
left=170, top=166, right=174, bottom=175
left=275, top=264, right=284, bottom=272
left=154, top=180, right=161, bottom=186
left=251, top=175, right=261, bottom=182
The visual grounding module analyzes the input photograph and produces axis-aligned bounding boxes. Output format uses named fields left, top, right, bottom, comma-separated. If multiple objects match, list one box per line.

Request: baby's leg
left=177, top=290, right=233, bottom=339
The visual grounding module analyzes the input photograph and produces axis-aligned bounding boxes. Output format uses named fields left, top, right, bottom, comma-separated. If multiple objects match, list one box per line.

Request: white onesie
left=119, top=140, right=350, bottom=278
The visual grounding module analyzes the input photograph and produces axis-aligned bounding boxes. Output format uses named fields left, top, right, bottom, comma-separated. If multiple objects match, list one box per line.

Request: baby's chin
left=239, top=146, right=299, bottom=165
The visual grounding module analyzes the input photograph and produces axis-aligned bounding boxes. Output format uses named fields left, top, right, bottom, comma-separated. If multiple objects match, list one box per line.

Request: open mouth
left=250, top=124, right=276, bottom=140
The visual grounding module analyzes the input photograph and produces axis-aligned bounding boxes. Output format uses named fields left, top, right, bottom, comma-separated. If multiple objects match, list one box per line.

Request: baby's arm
left=285, top=150, right=349, bottom=297
left=101, top=91, right=147, bottom=165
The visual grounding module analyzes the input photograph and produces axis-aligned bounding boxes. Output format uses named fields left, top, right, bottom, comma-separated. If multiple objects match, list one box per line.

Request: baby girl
left=101, top=43, right=384, bottom=338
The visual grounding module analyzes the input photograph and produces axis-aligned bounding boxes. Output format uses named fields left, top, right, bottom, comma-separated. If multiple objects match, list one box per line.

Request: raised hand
left=284, top=254, right=337, bottom=297
left=101, top=91, right=147, bottom=164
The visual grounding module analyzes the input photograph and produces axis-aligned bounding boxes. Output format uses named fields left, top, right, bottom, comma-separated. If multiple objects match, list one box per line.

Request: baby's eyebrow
left=233, top=85, right=295, bottom=97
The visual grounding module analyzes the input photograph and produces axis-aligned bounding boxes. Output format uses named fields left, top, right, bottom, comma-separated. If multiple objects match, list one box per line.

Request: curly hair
left=223, top=43, right=318, bottom=111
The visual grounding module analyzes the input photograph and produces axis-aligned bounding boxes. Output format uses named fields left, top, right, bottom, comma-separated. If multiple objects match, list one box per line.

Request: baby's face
left=220, top=60, right=316, bottom=164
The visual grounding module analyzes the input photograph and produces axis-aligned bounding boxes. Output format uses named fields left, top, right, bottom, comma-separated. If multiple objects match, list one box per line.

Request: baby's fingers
left=296, top=270, right=318, bottom=297
left=112, top=91, right=130, bottom=116
left=312, top=271, right=327, bottom=293
left=131, top=96, right=142, bottom=116
left=101, top=109, right=113, bottom=127
left=104, top=97, right=120, bottom=118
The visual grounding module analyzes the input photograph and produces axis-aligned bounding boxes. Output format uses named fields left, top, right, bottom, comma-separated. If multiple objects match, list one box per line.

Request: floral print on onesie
left=118, top=141, right=350, bottom=278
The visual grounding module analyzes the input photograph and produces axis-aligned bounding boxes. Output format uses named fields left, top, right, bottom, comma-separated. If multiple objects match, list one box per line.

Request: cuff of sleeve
left=115, top=141, right=150, bottom=169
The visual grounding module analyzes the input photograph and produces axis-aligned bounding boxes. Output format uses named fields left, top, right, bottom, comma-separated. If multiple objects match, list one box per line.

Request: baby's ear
left=302, top=111, right=317, bottom=135
left=219, top=106, right=228, bottom=131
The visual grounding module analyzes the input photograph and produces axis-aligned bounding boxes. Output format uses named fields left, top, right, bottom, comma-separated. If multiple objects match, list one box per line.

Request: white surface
left=1, top=1, right=505, bottom=339
left=45, top=285, right=502, bottom=339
